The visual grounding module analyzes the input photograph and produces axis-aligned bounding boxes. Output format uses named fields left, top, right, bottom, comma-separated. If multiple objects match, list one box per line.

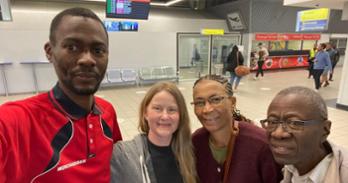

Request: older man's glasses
left=191, top=96, right=226, bottom=108
left=260, top=119, right=320, bottom=132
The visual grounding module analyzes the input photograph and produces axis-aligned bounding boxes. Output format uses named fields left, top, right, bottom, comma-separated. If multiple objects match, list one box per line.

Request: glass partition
left=178, top=34, right=209, bottom=80
left=0, top=0, right=12, bottom=21
left=302, top=40, right=317, bottom=50
left=288, top=40, right=302, bottom=50
left=178, top=33, right=241, bottom=80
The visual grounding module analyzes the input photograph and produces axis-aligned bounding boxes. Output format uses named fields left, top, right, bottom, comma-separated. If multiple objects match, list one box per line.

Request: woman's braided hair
left=193, top=74, right=252, bottom=123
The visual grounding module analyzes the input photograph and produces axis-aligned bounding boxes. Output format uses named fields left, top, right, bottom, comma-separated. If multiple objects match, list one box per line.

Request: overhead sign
left=201, top=29, right=224, bottom=35
left=255, top=33, right=321, bottom=41
left=296, top=8, right=330, bottom=32
left=226, top=11, right=247, bottom=31
left=255, top=33, right=278, bottom=41
left=104, top=20, right=138, bottom=32
left=106, top=0, right=150, bottom=20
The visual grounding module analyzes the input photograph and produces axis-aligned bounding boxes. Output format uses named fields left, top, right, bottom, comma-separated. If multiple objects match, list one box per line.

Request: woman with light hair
left=110, top=81, right=197, bottom=183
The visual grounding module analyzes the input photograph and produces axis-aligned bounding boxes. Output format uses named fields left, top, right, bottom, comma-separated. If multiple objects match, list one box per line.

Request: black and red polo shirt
left=0, top=85, right=122, bottom=183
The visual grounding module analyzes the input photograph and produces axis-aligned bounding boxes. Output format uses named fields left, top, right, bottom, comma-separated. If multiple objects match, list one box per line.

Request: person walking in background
left=254, top=43, right=269, bottom=80
left=191, top=74, right=282, bottom=183
left=308, top=43, right=317, bottom=79
left=225, top=45, right=244, bottom=91
left=313, top=43, right=332, bottom=91
left=111, top=82, right=197, bottom=183
left=191, top=44, right=203, bottom=77
left=191, top=44, right=201, bottom=66
left=322, top=43, right=335, bottom=87
left=329, top=44, right=340, bottom=81
left=0, top=7, right=122, bottom=183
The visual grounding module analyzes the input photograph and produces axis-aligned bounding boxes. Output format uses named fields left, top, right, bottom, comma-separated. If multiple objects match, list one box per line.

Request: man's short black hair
left=49, top=7, right=108, bottom=45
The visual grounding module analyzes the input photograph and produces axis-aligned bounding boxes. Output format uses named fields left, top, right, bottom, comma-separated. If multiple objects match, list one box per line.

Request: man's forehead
left=271, top=94, right=312, bottom=108
left=55, top=16, right=107, bottom=40
left=59, top=15, right=98, bottom=28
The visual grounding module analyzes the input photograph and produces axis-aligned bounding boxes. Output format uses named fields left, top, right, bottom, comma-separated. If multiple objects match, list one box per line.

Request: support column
left=336, top=38, right=348, bottom=110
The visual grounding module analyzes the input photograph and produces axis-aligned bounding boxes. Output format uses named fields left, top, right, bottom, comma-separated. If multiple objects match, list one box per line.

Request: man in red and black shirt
left=0, top=7, right=122, bottom=183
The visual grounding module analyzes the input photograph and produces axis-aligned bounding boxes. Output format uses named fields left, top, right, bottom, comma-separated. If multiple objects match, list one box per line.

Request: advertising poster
left=250, top=55, right=309, bottom=71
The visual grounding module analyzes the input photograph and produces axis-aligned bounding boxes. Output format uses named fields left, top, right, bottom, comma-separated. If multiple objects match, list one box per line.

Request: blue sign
left=296, top=19, right=328, bottom=32
left=104, top=20, right=138, bottom=32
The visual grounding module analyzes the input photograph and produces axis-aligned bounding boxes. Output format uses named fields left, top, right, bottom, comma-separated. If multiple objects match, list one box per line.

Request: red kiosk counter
left=250, top=33, right=320, bottom=71
left=250, top=50, right=310, bottom=70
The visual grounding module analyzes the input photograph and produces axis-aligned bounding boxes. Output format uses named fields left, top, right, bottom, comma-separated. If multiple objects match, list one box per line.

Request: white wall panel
left=0, top=1, right=227, bottom=94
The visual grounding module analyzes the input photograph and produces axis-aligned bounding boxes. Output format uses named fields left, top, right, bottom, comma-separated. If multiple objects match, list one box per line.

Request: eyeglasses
left=191, top=96, right=226, bottom=108
left=260, top=119, right=321, bottom=132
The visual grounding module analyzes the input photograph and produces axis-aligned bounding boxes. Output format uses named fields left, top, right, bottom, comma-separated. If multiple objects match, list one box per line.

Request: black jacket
left=225, top=51, right=244, bottom=72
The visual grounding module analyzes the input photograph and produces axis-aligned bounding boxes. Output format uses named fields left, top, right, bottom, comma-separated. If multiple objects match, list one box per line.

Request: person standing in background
left=191, top=44, right=201, bottom=66
left=308, top=43, right=317, bottom=79
left=225, top=45, right=244, bottom=91
left=191, top=44, right=203, bottom=77
left=0, top=7, right=122, bottom=183
left=254, top=43, right=269, bottom=80
left=313, top=43, right=332, bottom=91
left=329, top=44, right=340, bottom=81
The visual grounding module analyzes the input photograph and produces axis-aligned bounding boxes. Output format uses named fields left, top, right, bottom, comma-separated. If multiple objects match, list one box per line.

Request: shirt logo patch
left=57, top=159, right=87, bottom=171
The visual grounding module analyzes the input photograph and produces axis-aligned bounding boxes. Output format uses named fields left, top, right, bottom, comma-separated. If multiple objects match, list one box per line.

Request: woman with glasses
left=110, top=82, right=198, bottom=183
left=191, top=74, right=282, bottom=183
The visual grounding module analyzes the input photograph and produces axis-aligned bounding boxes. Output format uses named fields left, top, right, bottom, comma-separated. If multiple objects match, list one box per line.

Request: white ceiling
left=283, top=0, right=347, bottom=10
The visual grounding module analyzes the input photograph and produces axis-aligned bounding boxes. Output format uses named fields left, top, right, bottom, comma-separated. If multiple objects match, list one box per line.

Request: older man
left=261, top=86, right=348, bottom=183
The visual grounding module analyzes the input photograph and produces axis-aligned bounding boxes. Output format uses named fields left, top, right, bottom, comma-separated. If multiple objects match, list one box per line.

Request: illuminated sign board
left=226, top=11, right=246, bottom=31
left=106, top=0, right=150, bottom=20
left=104, top=20, right=138, bottom=32
left=296, top=8, right=330, bottom=32
left=255, top=33, right=321, bottom=41
left=201, top=29, right=224, bottom=35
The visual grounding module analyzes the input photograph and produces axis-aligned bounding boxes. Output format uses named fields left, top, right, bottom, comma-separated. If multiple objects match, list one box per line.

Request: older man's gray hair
left=274, top=86, right=328, bottom=120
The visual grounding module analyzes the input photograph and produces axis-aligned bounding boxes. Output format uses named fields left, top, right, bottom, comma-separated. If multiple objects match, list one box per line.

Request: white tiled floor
left=1, top=67, right=347, bottom=149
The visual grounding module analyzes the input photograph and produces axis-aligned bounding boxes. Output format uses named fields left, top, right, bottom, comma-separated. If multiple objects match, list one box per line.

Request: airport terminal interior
left=1, top=67, right=348, bottom=149
left=1, top=0, right=348, bottom=148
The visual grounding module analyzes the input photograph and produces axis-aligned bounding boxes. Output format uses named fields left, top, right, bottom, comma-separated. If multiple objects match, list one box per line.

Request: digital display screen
left=106, top=0, right=150, bottom=20
left=104, top=20, right=139, bottom=32
left=296, top=8, right=330, bottom=32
